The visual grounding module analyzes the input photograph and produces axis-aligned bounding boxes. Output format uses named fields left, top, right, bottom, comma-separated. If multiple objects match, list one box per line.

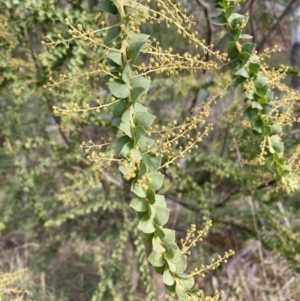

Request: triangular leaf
left=138, top=162, right=148, bottom=178
left=131, top=87, right=146, bottom=104
left=251, top=101, right=263, bottom=110
left=131, top=179, right=146, bottom=197
left=113, top=135, right=131, bottom=154
left=235, top=67, right=249, bottom=78
left=119, top=121, right=132, bottom=137
left=109, top=99, right=127, bottom=116
left=142, top=153, right=162, bottom=172
left=253, top=118, right=263, bottom=134
left=156, top=195, right=166, bottom=206
left=133, top=102, right=148, bottom=112
left=132, top=149, right=142, bottom=161
left=154, top=264, right=166, bottom=275
left=163, top=268, right=175, bottom=286
left=210, top=14, right=227, bottom=25
left=152, top=236, right=166, bottom=253
left=162, top=228, right=175, bottom=243
left=217, top=33, right=233, bottom=46
left=244, top=107, right=259, bottom=120
left=127, top=33, right=149, bottom=63
left=242, top=42, right=256, bottom=54
left=175, top=285, right=189, bottom=299
left=130, top=197, right=147, bottom=212
left=249, top=63, right=260, bottom=77
left=227, top=42, right=239, bottom=59
left=146, top=188, right=156, bottom=204
left=122, top=61, right=132, bottom=83
left=137, top=136, right=156, bottom=152
left=131, top=76, right=151, bottom=104
left=174, top=255, right=187, bottom=274
left=153, top=205, right=170, bottom=226
left=270, top=135, right=284, bottom=156
left=96, top=0, right=118, bottom=14
left=154, top=224, right=166, bottom=239
left=240, top=34, right=253, bottom=39
left=103, top=26, right=121, bottom=44
left=120, top=140, right=133, bottom=156
left=135, top=111, right=156, bottom=130
left=229, top=13, right=247, bottom=21
left=111, top=116, right=121, bottom=126
left=166, top=259, right=177, bottom=272
left=270, top=124, right=282, bottom=134
left=163, top=241, right=180, bottom=258
left=107, top=50, right=122, bottom=66
left=134, top=125, right=146, bottom=141
left=121, top=108, right=130, bottom=123
left=148, top=172, right=164, bottom=191
left=148, top=251, right=165, bottom=267
left=225, top=6, right=235, bottom=19
left=138, top=215, right=155, bottom=233
left=107, top=79, right=130, bottom=98
left=140, top=232, right=154, bottom=243
left=231, top=27, right=242, bottom=42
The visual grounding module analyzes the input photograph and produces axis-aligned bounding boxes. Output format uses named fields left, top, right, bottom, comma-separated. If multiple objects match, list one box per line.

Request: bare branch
left=257, top=0, right=299, bottom=52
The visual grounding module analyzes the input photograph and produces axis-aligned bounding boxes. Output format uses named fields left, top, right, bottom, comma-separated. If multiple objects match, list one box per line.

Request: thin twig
left=220, top=123, right=230, bottom=157
left=167, top=195, right=199, bottom=212
left=167, top=196, right=257, bottom=237
left=194, top=0, right=213, bottom=62
left=257, top=0, right=299, bottom=52
left=238, top=0, right=254, bottom=14
left=187, top=0, right=214, bottom=113
left=249, top=0, right=257, bottom=43
left=270, top=0, right=289, bottom=48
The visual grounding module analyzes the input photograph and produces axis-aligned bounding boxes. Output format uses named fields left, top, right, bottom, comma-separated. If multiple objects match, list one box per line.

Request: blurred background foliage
left=1, top=0, right=300, bottom=300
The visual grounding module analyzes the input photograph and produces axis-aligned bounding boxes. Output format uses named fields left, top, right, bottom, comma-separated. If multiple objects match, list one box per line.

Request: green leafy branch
left=208, top=0, right=300, bottom=191
left=45, top=0, right=236, bottom=299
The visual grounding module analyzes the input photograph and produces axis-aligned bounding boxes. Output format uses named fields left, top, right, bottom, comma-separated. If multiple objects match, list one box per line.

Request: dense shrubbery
left=1, top=0, right=300, bottom=300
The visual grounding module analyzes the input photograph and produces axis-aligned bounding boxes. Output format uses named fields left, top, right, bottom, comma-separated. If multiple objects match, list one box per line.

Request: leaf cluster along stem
left=46, top=0, right=238, bottom=299
left=208, top=0, right=294, bottom=187
left=97, top=0, right=220, bottom=299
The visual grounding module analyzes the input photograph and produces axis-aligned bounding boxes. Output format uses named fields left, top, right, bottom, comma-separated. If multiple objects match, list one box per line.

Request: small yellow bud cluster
left=261, top=45, right=281, bottom=60
left=136, top=172, right=153, bottom=191
left=42, top=17, right=112, bottom=53
left=119, top=160, right=138, bottom=181
left=125, top=2, right=149, bottom=33
left=147, top=104, right=212, bottom=168
left=138, top=39, right=218, bottom=76
left=81, top=138, right=112, bottom=152
left=181, top=220, right=212, bottom=255
left=80, top=139, right=115, bottom=168
left=51, top=97, right=112, bottom=119
left=44, top=58, right=114, bottom=92
left=244, top=78, right=256, bottom=95
left=189, top=248, right=235, bottom=277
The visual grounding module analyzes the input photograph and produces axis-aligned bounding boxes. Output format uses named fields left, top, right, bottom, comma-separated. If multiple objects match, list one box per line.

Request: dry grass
left=214, top=240, right=300, bottom=301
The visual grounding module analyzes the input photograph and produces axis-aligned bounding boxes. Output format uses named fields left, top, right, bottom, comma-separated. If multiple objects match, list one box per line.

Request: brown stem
left=257, top=0, right=298, bottom=52
left=194, top=0, right=213, bottom=62
left=249, top=0, right=257, bottom=43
